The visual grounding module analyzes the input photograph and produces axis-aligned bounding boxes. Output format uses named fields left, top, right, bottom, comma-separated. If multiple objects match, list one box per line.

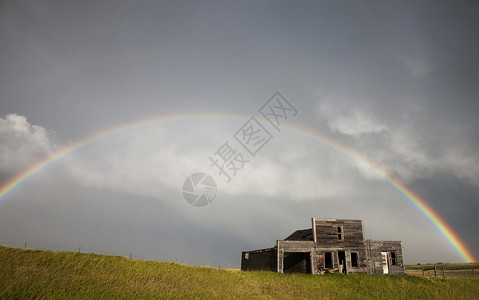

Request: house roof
left=284, top=228, right=314, bottom=241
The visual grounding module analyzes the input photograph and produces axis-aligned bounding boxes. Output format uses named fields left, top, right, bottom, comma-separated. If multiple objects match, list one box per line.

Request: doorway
left=381, top=252, right=389, bottom=274
left=324, top=252, right=333, bottom=269
left=283, top=252, right=312, bottom=274
left=338, top=251, right=346, bottom=274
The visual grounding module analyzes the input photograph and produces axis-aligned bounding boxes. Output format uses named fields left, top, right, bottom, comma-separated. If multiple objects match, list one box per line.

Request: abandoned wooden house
left=241, top=218, right=404, bottom=275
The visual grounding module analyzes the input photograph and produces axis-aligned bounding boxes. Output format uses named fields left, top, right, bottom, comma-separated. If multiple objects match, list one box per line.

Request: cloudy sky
left=1, top=1, right=478, bottom=266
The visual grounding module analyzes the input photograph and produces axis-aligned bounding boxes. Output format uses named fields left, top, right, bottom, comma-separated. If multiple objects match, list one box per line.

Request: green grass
left=405, top=262, right=479, bottom=278
left=406, top=262, right=479, bottom=270
left=1, top=246, right=478, bottom=299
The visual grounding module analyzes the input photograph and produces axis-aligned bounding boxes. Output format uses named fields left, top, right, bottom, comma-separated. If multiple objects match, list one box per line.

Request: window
left=337, top=226, right=343, bottom=240
left=391, top=252, right=396, bottom=265
left=351, top=252, right=359, bottom=268
left=245, top=253, right=249, bottom=260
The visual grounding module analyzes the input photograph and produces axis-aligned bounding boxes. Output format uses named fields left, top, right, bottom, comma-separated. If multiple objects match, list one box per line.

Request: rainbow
left=288, top=124, right=477, bottom=263
left=0, top=112, right=476, bottom=262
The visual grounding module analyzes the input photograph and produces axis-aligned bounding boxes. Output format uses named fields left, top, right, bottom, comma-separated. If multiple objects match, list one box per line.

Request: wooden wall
left=277, top=240, right=316, bottom=274
left=367, top=240, right=405, bottom=275
left=241, top=248, right=277, bottom=272
left=313, top=218, right=365, bottom=248
left=314, top=248, right=369, bottom=274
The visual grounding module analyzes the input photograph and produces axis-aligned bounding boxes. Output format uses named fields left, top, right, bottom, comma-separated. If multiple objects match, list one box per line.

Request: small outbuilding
left=241, top=218, right=404, bottom=275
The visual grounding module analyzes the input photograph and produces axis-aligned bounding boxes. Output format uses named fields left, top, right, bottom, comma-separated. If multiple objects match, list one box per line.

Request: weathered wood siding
left=314, top=248, right=369, bottom=274
left=277, top=240, right=316, bottom=274
left=313, top=218, right=365, bottom=248
left=310, top=219, right=368, bottom=274
left=367, top=240, right=405, bottom=275
left=241, top=248, right=277, bottom=272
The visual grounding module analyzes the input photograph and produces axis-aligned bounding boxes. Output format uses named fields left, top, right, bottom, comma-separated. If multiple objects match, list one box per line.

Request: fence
left=0, top=240, right=231, bottom=269
left=421, top=264, right=476, bottom=278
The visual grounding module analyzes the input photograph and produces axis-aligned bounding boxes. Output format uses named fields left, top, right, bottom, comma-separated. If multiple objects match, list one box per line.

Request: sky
left=0, top=0, right=478, bottom=266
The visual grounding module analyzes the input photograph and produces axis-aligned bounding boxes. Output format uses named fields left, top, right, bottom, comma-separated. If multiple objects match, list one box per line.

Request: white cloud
left=318, top=102, right=388, bottom=138
left=64, top=121, right=359, bottom=202
left=0, top=114, right=368, bottom=206
left=221, top=156, right=353, bottom=201
left=0, top=114, right=57, bottom=174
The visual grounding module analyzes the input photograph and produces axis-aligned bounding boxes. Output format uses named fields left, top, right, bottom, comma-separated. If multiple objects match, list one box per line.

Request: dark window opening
left=337, top=226, right=343, bottom=240
left=324, top=252, right=333, bottom=269
left=351, top=252, right=358, bottom=268
left=391, top=252, right=397, bottom=265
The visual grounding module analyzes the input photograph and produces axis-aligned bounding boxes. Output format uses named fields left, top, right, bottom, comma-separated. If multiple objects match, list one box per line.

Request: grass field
left=1, top=246, right=478, bottom=299
left=405, top=262, right=479, bottom=278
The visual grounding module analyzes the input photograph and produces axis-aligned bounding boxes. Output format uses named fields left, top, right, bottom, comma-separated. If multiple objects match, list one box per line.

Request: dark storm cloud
left=409, top=174, right=479, bottom=257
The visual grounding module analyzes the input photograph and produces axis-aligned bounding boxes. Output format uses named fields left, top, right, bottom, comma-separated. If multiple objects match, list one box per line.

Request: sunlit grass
left=1, top=246, right=478, bottom=299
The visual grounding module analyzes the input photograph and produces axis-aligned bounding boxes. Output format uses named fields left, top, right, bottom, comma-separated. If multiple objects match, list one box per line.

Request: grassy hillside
left=1, top=246, right=478, bottom=299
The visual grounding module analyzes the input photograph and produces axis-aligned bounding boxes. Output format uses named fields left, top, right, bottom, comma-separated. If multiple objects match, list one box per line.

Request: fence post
left=130, top=252, right=132, bottom=259
left=422, top=268, right=424, bottom=276
left=24, top=242, right=27, bottom=250
left=442, top=266, right=445, bottom=277
left=78, top=246, right=81, bottom=253
left=434, top=265, right=437, bottom=277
